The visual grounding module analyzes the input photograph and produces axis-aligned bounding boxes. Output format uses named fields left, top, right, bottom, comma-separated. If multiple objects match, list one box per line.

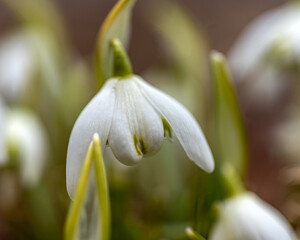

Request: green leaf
left=148, top=1, right=208, bottom=123
left=95, top=0, right=136, bottom=88
left=93, top=135, right=111, bottom=240
left=210, top=51, right=248, bottom=176
left=64, top=134, right=110, bottom=240
left=64, top=141, right=94, bottom=240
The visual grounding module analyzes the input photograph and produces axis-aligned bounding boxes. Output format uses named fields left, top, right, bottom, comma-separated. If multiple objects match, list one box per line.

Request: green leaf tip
left=210, top=49, right=248, bottom=176
left=64, top=142, right=94, bottom=240
left=110, top=38, right=133, bottom=78
left=210, top=50, right=225, bottom=64
left=64, top=133, right=110, bottom=240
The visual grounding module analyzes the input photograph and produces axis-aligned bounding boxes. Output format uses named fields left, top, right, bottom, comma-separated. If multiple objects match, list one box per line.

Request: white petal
left=108, top=78, right=164, bottom=165
left=135, top=76, right=214, bottom=172
left=5, top=109, right=48, bottom=187
left=210, top=193, right=297, bottom=240
left=66, top=79, right=117, bottom=198
left=0, top=32, right=35, bottom=100
left=228, top=4, right=300, bottom=80
left=209, top=221, right=229, bottom=240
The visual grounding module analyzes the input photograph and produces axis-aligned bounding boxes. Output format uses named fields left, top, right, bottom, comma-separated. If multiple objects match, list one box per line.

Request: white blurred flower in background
left=0, top=32, right=35, bottom=100
left=210, top=192, right=297, bottom=240
left=1, top=109, right=49, bottom=187
left=67, top=74, right=214, bottom=197
left=0, top=28, right=61, bottom=101
left=228, top=3, right=300, bottom=104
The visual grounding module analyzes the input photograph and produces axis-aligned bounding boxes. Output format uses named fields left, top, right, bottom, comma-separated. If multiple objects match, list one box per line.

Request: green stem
left=64, top=142, right=94, bottom=240
left=93, top=134, right=111, bottom=240
left=221, top=164, right=244, bottom=197
left=110, top=38, right=132, bottom=78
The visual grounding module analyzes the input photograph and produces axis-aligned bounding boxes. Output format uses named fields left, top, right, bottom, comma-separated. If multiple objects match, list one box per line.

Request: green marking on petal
left=138, top=137, right=147, bottom=155
left=162, top=117, right=172, bottom=139
left=133, top=134, right=141, bottom=156
left=133, top=134, right=147, bottom=156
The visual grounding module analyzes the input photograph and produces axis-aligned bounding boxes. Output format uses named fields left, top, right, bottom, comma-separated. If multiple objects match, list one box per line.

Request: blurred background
left=1, top=0, right=299, bottom=239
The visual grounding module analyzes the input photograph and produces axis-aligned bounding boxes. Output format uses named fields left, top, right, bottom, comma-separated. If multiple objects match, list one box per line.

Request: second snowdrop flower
left=67, top=38, right=214, bottom=197
left=210, top=192, right=297, bottom=240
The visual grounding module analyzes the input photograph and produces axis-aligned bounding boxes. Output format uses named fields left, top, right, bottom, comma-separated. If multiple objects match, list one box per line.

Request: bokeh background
left=0, top=0, right=298, bottom=239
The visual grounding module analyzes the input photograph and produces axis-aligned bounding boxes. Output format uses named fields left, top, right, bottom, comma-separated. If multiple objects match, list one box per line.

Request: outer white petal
left=66, top=79, right=117, bottom=198
left=108, top=78, right=164, bottom=166
left=5, top=109, right=48, bottom=187
left=210, top=193, right=297, bottom=240
left=135, top=76, right=214, bottom=172
left=229, top=4, right=300, bottom=80
left=209, top=221, right=229, bottom=240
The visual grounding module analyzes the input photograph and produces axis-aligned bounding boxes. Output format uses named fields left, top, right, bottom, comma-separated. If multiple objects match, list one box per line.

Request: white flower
left=228, top=4, right=300, bottom=103
left=0, top=29, right=61, bottom=100
left=2, top=109, right=49, bottom=187
left=66, top=75, right=214, bottom=198
left=210, top=192, right=297, bottom=240
left=229, top=4, right=300, bottom=79
left=0, top=32, right=35, bottom=100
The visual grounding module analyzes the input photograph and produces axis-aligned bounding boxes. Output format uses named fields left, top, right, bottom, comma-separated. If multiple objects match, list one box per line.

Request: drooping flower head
left=228, top=3, right=300, bottom=103
left=0, top=108, right=49, bottom=186
left=66, top=38, right=214, bottom=197
left=210, top=192, right=297, bottom=240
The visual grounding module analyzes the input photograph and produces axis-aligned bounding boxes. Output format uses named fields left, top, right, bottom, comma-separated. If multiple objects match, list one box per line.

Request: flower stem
left=110, top=38, right=132, bottom=78
left=221, top=163, right=244, bottom=197
left=64, top=142, right=94, bottom=240
left=92, top=134, right=111, bottom=240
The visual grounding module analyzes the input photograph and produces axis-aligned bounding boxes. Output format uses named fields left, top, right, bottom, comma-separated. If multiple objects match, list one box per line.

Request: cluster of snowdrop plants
left=0, top=0, right=300, bottom=239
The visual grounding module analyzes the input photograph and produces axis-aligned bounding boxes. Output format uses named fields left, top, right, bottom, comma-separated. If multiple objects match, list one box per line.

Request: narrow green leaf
left=148, top=1, right=208, bottom=123
left=210, top=51, right=248, bottom=176
left=64, top=142, right=94, bottom=240
left=92, top=134, right=111, bottom=240
left=95, top=0, right=136, bottom=88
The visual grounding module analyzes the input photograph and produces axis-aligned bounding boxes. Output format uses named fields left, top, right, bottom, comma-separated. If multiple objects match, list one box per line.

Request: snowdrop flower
left=0, top=31, right=35, bottom=100
left=2, top=109, right=49, bottom=186
left=228, top=3, right=300, bottom=103
left=210, top=192, right=297, bottom=240
left=0, top=28, right=61, bottom=101
left=66, top=38, right=214, bottom=197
